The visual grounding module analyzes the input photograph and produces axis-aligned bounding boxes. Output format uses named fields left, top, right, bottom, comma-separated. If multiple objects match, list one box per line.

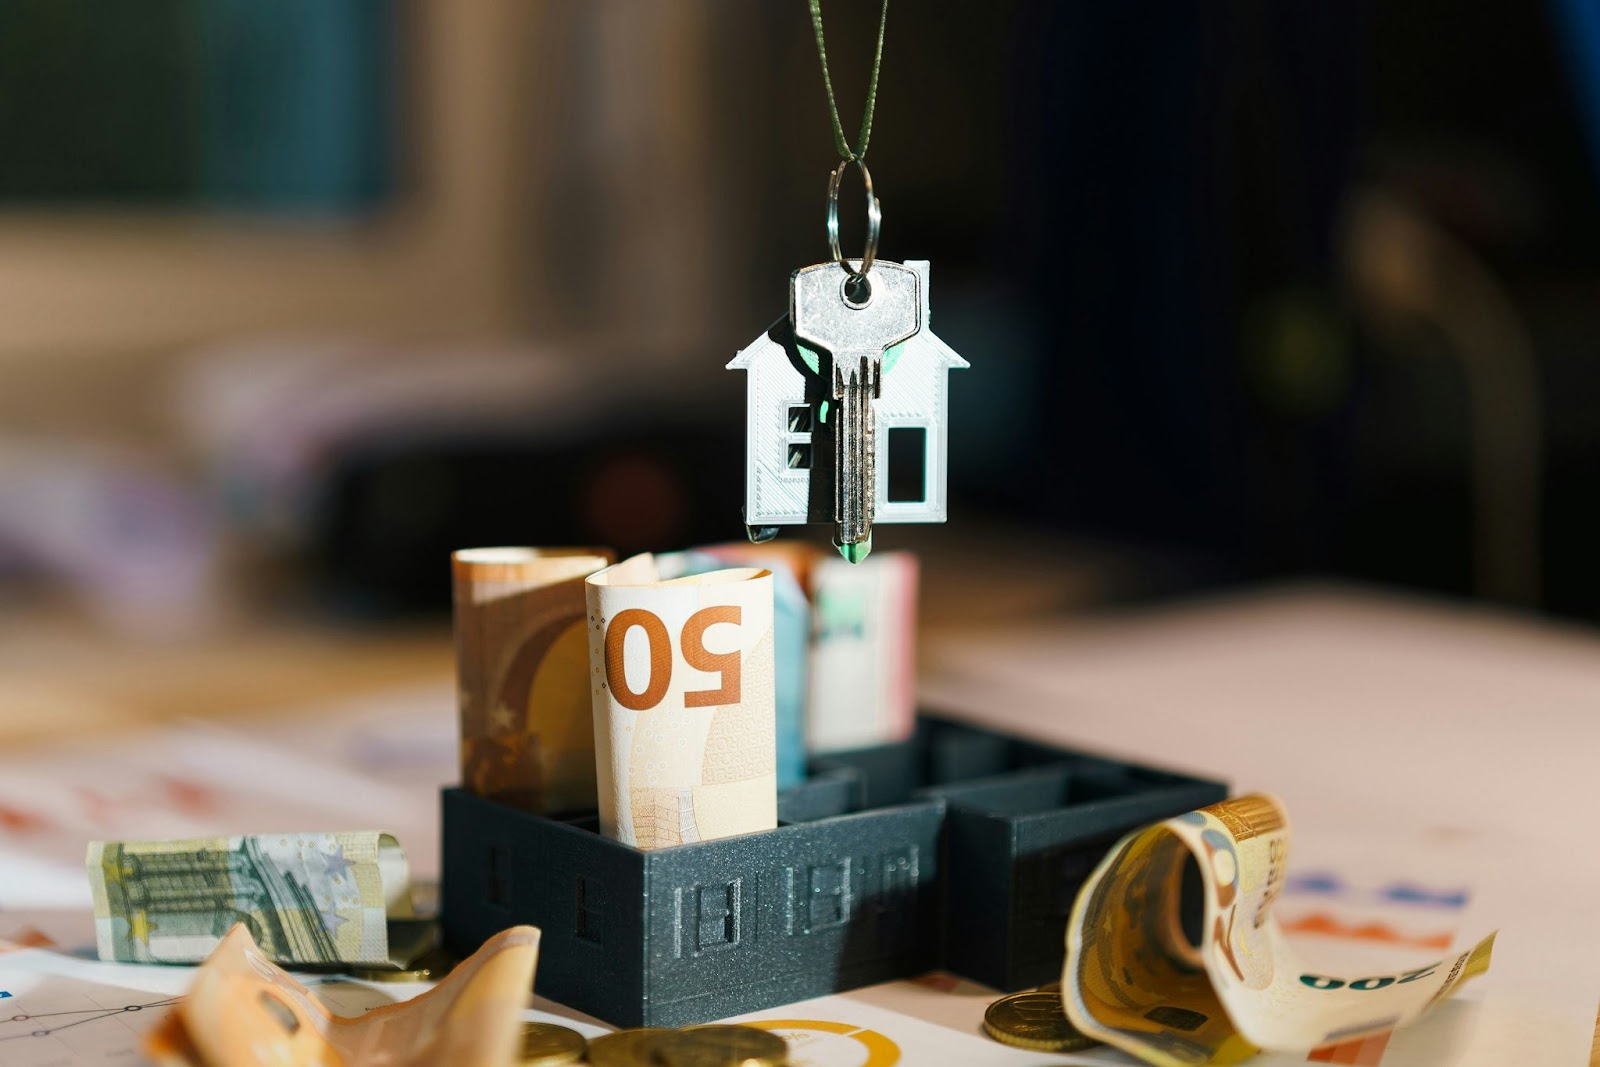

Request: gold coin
left=584, top=1027, right=673, bottom=1066
left=350, top=946, right=460, bottom=984
left=1036, top=980, right=1061, bottom=993
left=982, top=990, right=1099, bottom=1052
left=350, top=965, right=435, bottom=983
left=518, top=1021, right=586, bottom=1065
left=654, top=1024, right=790, bottom=1067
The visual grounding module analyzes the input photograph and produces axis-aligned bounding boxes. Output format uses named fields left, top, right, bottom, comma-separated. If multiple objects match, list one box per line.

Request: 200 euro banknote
left=1064, top=794, right=1494, bottom=1065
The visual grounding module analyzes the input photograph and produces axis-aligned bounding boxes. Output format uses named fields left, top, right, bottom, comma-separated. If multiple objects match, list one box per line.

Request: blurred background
left=3, top=0, right=1600, bottom=721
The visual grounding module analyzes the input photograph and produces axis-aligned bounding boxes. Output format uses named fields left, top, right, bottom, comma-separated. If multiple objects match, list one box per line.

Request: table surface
left=1, top=583, right=1593, bottom=1066
left=923, top=583, right=1600, bottom=1066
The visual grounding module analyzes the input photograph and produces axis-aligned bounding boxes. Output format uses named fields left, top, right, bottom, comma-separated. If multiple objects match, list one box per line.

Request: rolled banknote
left=455, top=546, right=613, bottom=814
left=659, top=544, right=811, bottom=789
left=806, top=550, right=918, bottom=752
left=1064, top=794, right=1495, bottom=1065
left=144, top=922, right=539, bottom=1067
left=586, top=553, right=777, bottom=849
left=88, top=831, right=412, bottom=966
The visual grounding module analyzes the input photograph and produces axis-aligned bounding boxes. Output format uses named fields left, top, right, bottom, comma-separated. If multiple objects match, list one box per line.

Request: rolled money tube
left=454, top=547, right=614, bottom=814
left=806, top=550, right=918, bottom=752
left=659, top=545, right=809, bottom=789
left=586, top=554, right=777, bottom=849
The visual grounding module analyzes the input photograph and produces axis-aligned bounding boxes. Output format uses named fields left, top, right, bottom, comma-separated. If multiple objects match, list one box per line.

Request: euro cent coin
left=518, top=1021, right=587, bottom=1065
left=585, top=1027, right=674, bottom=1065
left=350, top=966, right=435, bottom=983
left=654, top=1023, right=790, bottom=1066
left=983, top=990, right=1099, bottom=1052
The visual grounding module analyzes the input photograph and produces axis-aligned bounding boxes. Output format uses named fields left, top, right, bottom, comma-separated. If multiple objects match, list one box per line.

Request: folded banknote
left=88, top=831, right=413, bottom=966
left=144, top=922, right=540, bottom=1067
left=1063, top=794, right=1494, bottom=1064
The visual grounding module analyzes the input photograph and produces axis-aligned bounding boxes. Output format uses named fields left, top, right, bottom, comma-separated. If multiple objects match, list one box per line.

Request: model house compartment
left=441, top=715, right=1227, bottom=1025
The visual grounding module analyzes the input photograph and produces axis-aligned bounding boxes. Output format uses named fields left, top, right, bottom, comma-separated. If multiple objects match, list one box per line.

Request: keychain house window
left=885, top=426, right=927, bottom=503
left=787, top=405, right=813, bottom=470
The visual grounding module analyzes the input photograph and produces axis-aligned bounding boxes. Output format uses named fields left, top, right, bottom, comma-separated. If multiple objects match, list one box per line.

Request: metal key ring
left=827, top=157, right=881, bottom=279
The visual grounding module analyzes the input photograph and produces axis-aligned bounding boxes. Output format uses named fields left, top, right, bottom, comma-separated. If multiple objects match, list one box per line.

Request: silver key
left=790, top=260, right=921, bottom=561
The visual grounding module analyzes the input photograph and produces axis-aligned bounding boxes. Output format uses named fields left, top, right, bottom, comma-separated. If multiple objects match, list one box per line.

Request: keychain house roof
left=727, top=260, right=969, bottom=532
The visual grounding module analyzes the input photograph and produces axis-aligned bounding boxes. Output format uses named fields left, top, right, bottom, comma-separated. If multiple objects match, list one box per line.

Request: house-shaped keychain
left=728, top=260, right=969, bottom=545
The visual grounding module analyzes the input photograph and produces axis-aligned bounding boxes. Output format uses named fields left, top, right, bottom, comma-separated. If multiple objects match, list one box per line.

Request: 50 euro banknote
left=585, top=554, right=777, bottom=850
left=88, top=831, right=412, bottom=966
left=1064, top=794, right=1495, bottom=1065
left=454, top=547, right=613, bottom=815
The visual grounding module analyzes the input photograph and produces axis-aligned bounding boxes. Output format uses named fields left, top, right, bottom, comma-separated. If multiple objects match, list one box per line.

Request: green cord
left=808, top=0, right=889, bottom=161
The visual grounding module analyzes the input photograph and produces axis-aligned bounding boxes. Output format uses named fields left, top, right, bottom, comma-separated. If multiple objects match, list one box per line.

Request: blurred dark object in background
left=172, top=341, right=747, bottom=617
left=310, top=415, right=743, bottom=615
left=788, top=0, right=1600, bottom=620
left=0, top=0, right=397, bottom=212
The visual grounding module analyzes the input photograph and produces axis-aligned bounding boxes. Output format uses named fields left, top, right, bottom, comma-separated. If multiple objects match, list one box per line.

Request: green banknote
left=87, top=831, right=412, bottom=966
left=1063, top=794, right=1495, bottom=1065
